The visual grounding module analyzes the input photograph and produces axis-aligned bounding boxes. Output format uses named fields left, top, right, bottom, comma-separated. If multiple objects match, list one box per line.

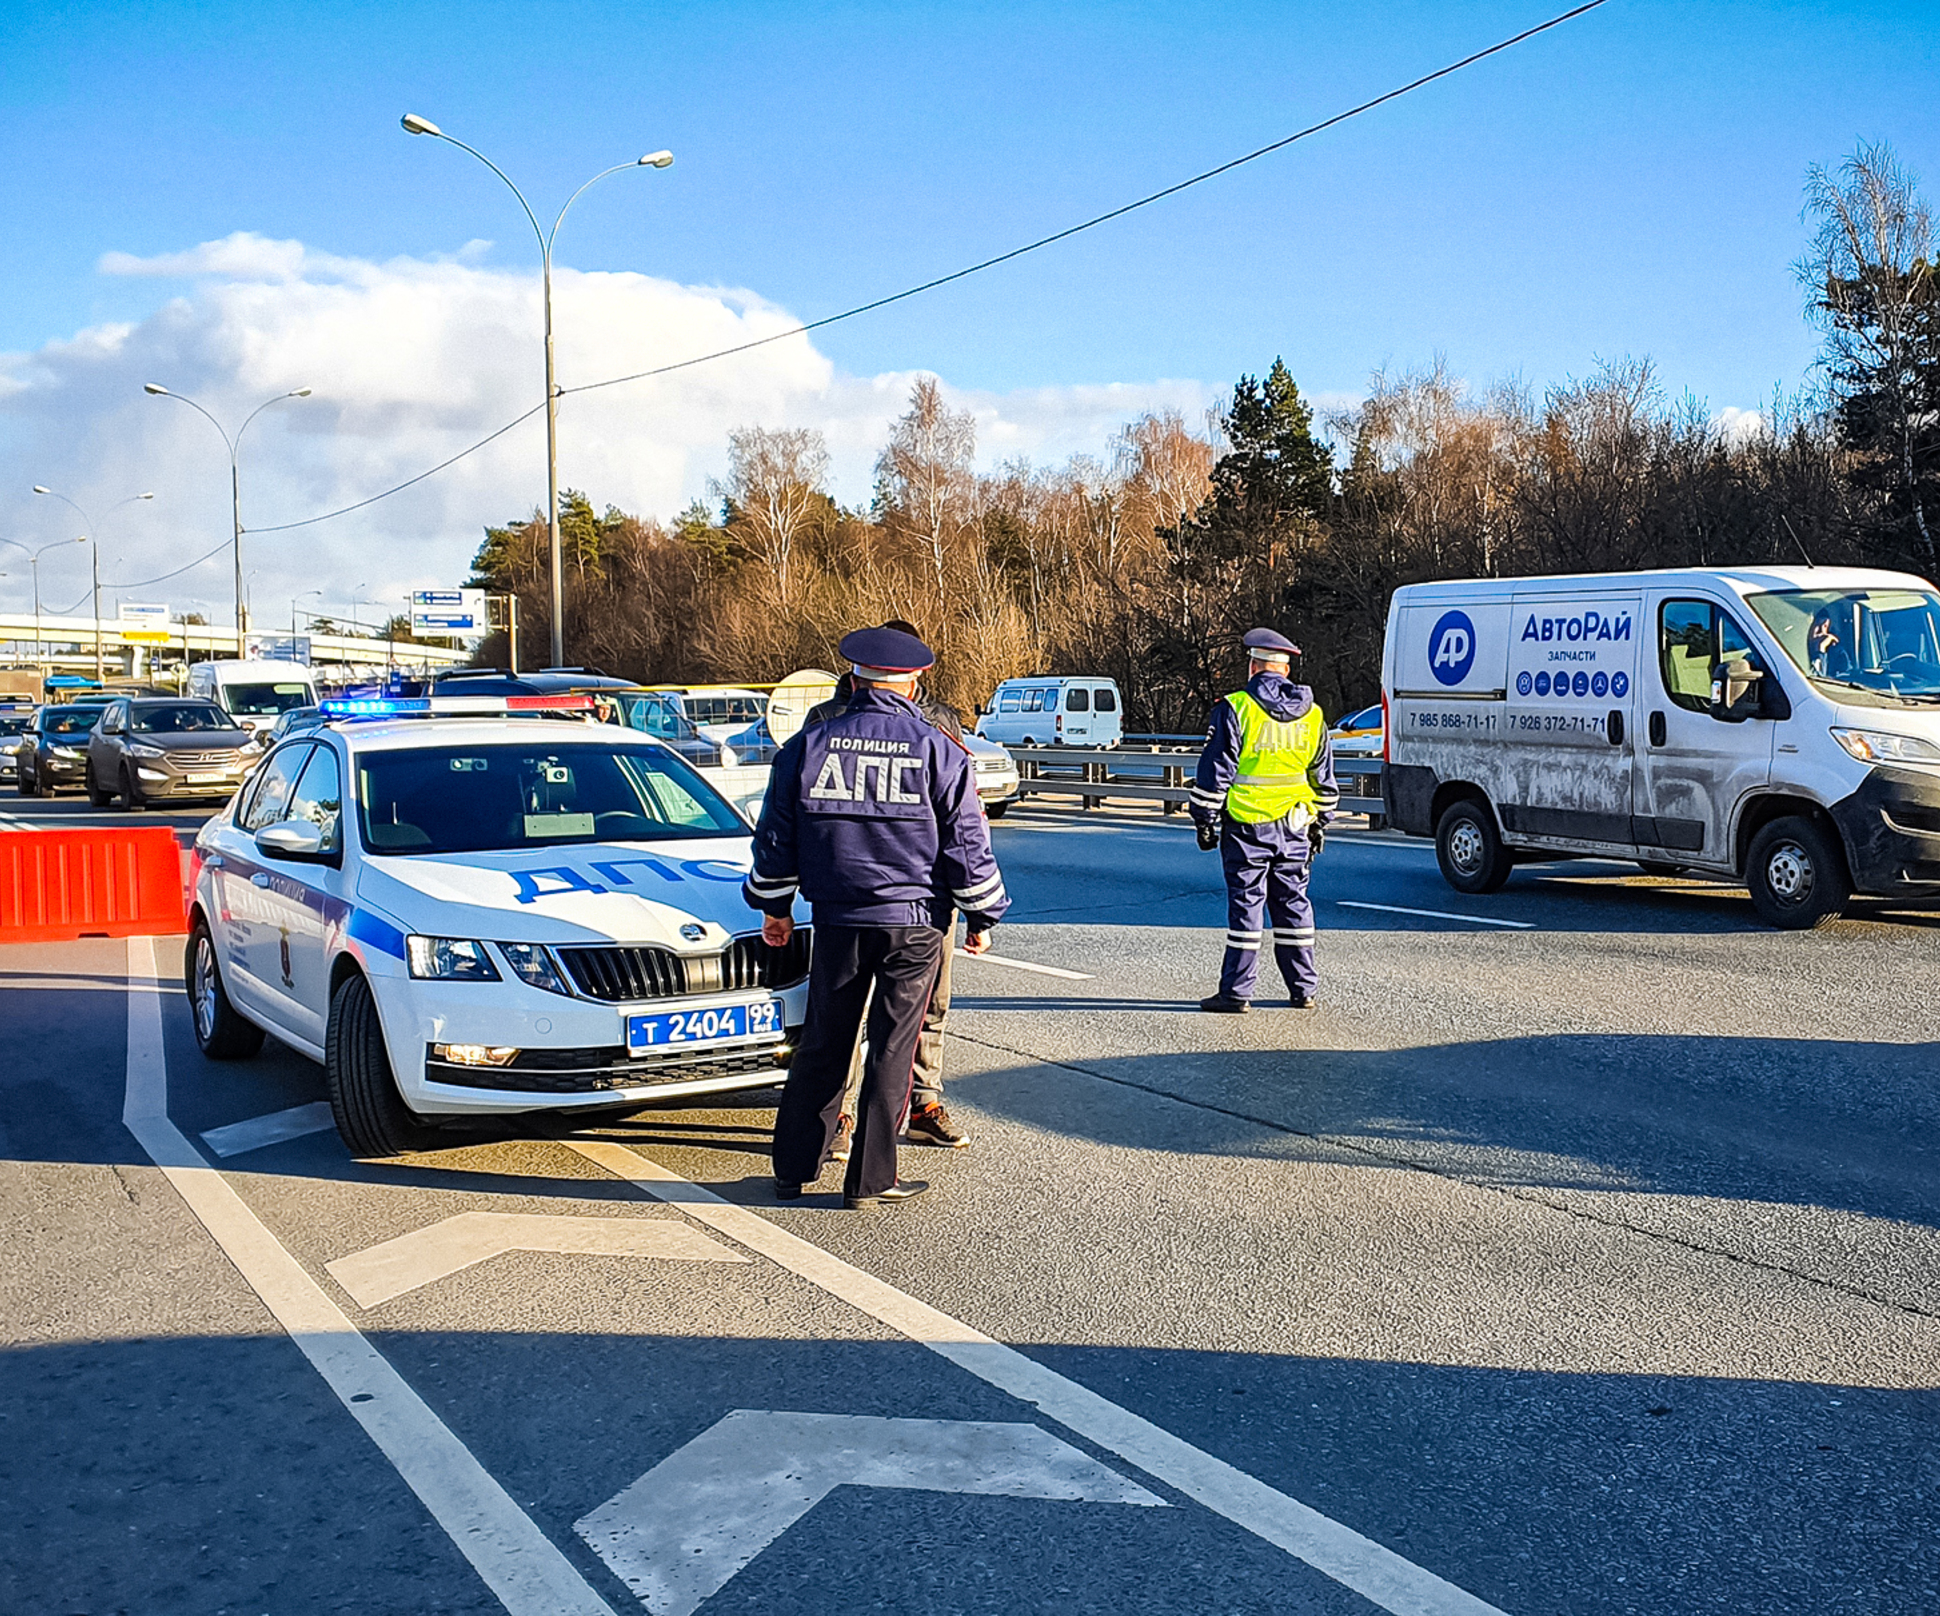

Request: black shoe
left=1198, top=994, right=1250, bottom=1013
left=774, top=1180, right=804, bottom=1201
left=844, top=1179, right=929, bottom=1209
left=1288, top=990, right=1318, bottom=1010
left=904, top=1102, right=970, bottom=1148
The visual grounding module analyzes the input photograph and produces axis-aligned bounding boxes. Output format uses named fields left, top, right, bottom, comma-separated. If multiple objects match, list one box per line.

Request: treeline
left=468, top=143, right=1937, bottom=730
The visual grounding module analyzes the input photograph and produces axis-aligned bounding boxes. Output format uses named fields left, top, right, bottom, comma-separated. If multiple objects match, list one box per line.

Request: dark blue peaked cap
left=1242, top=627, right=1301, bottom=657
left=838, top=625, right=935, bottom=677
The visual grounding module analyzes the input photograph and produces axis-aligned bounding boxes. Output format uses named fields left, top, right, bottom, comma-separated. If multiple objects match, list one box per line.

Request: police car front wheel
left=326, top=972, right=441, bottom=1159
left=185, top=920, right=266, bottom=1061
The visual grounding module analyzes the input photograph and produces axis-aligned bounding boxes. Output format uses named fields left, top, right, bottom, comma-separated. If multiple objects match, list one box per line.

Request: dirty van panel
left=1388, top=601, right=1514, bottom=833
left=1497, top=595, right=1643, bottom=850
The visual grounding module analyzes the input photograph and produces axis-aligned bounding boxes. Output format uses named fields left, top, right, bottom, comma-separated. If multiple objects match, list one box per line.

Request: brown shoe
left=904, top=1102, right=970, bottom=1148
left=830, top=1113, right=854, bottom=1162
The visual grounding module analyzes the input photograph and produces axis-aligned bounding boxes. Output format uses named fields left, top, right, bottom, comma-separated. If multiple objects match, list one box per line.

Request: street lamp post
left=30, top=488, right=153, bottom=680
left=291, top=588, right=322, bottom=640
left=0, top=535, right=85, bottom=665
left=142, top=384, right=312, bottom=644
left=400, top=114, right=673, bottom=669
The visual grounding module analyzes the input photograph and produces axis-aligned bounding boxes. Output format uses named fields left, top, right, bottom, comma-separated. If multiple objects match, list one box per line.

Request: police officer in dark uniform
left=805, top=621, right=973, bottom=1154
left=747, top=626, right=1009, bottom=1207
left=1190, top=628, right=1339, bottom=1012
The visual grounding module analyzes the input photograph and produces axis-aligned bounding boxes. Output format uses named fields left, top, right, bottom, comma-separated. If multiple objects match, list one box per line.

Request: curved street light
left=0, top=534, right=86, bottom=664
left=142, top=384, right=312, bottom=640
left=291, top=587, right=323, bottom=640
left=30, top=488, right=154, bottom=679
left=401, top=113, right=674, bottom=667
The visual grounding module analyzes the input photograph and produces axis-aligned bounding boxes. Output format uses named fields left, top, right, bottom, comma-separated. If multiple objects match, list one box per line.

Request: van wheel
left=1745, top=816, right=1849, bottom=930
left=1636, top=860, right=1685, bottom=878
left=326, top=972, right=442, bottom=1158
left=185, top=920, right=265, bottom=1060
left=1435, top=798, right=1512, bottom=894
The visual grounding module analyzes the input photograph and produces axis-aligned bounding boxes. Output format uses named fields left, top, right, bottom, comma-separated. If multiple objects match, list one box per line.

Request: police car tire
left=1435, top=798, right=1512, bottom=895
left=185, top=920, right=266, bottom=1061
left=326, top=972, right=440, bottom=1158
left=1745, top=816, right=1849, bottom=931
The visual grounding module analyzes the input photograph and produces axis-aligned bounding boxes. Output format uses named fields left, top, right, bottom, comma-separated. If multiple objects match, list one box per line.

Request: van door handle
left=250, top=872, right=272, bottom=888
left=1648, top=711, right=1667, bottom=748
left=1606, top=710, right=1625, bottom=746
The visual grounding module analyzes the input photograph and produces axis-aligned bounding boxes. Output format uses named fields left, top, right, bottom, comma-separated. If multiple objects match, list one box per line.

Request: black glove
left=1196, top=821, right=1220, bottom=852
left=1308, top=824, right=1325, bottom=858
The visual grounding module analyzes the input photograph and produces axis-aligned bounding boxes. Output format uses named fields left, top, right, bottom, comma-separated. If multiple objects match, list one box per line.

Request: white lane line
left=201, top=1100, right=336, bottom=1157
left=122, top=938, right=616, bottom=1616
left=1337, top=901, right=1535, bottom=930
left=568, top=1138, right=1509, bottom=1616
left=955, top=949, right=1093, bottom=980
left=326, top=1210, right=747, bottom=1309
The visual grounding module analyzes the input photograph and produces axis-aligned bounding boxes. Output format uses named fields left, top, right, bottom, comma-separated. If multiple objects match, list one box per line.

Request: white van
left=975, top=676, right=1124, bottom=748
left=185, top=659, right=320, bottom=738
left=1381, top=566, right=1940, bottom=927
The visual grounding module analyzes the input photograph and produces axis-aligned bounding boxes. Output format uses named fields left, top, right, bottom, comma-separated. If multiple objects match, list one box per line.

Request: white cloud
left=1, top=232, right=1217, bottom=627
left=1713, top=406, right=1766, bottom=445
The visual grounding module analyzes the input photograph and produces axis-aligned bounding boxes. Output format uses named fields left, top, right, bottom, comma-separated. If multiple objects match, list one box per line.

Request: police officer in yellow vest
left=1189, top=628, right=1339, bottom=1012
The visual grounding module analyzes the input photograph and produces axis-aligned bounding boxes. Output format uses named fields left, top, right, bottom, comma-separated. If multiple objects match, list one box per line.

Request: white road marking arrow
left=325, top=1211, right=748, bottom=1308
left=577, top=1410, right=1165, bottom=1616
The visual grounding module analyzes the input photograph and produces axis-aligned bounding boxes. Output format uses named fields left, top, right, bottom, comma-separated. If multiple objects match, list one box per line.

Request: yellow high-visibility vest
left=1224, top=691, right=1326, bottom=824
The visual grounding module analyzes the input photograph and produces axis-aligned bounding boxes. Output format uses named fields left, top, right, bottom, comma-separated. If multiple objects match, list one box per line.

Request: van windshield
left=1747, top=588, right=1940, bottom=705
left=224, top=681, right=315, bottom=717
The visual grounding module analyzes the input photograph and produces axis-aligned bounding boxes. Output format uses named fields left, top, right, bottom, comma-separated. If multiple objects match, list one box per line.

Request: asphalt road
left=3, top=794, right=1936, bottom=1616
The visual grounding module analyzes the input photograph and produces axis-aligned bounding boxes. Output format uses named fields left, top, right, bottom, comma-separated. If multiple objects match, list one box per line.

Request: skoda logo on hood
left=680, top=923, right=706, bottom=941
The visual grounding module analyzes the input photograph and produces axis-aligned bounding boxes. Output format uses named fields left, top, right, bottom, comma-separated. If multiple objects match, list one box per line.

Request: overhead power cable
left=52, top=537, right=233, bottom=614
left=243, top=0, right=1608, bottom=532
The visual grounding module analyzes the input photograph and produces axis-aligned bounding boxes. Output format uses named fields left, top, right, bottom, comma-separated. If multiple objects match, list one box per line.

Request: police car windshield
left=355, top=741, right=746, bottom=855
left=1748, top=588, right=1940, bottom=702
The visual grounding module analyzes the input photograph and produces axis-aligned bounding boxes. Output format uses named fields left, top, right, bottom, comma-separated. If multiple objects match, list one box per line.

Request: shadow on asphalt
left=941, top=1033, right=1940, bottom=1229
left=0, top=1330, right=1930, bottom=1616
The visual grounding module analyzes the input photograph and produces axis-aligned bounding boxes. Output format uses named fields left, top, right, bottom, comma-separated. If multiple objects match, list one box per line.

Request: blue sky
left=5, top=0, right=1934, bottom=407
left=0, top=1, right=1934, bottom=618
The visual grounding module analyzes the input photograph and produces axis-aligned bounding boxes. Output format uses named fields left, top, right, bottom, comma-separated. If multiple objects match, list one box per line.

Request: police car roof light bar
left=317, top=693, right=598, bottom=723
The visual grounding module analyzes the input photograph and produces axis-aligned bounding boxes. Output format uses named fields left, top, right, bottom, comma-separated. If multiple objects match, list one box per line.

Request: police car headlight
left=430, top=1043, right=521, bottom=1067
left=406, top=936, right=501, bottom=981
left=497, top=941, right=573, bottom=996
left=1832, top=727, right=1940, bottom=767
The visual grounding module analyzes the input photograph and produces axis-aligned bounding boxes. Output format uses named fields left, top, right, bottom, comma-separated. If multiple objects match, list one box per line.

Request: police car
left=185, top=693, right=810, bottom=1158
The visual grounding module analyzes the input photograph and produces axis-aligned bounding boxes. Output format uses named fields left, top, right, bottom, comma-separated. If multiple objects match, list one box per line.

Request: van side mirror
left=1710, top=662, right=1764, bottom=722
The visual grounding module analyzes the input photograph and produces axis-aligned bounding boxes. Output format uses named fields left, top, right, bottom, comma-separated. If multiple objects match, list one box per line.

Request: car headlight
left=497, top=941, right=572, bottom=996
left=405, top=936, right=501, bottom=981
left=1831, top=727, right=1940, bottom=766
left=51, top=745, right=82, bottom=758
left=128, top=743, right=167, bottom=760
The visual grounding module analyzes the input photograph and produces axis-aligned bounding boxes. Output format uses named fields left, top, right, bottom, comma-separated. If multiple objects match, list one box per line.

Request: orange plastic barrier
left=0, top=828, right=188, bottom=944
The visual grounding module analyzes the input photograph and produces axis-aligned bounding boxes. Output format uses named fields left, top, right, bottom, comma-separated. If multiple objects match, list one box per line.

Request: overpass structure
left=0, top=613, right=471, bottom=681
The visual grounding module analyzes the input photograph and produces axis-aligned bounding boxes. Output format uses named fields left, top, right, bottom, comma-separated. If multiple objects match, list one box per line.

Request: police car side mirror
left=256, top=820, right=326, bottom=861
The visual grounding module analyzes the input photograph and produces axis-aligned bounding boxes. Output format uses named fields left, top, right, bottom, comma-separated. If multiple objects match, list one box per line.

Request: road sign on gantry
left=117, top=602, right=172, bottom=645
left=410, top=588, right=489, bottom=635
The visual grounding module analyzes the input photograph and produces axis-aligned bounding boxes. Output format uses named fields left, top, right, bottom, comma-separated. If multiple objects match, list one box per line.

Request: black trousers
left=772, top=924, right=946, bottom=1198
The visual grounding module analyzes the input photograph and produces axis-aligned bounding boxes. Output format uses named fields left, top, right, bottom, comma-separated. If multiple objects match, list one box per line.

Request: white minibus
left=975, top=676, right=1124, bottom=748
left=184, top=659, right=319, bottom=738
left=1381, top=566, right=1940, bottom=927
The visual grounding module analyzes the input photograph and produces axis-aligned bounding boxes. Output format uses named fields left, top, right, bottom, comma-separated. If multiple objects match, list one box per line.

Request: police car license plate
left=628, top=1000, right=783, bottom=1056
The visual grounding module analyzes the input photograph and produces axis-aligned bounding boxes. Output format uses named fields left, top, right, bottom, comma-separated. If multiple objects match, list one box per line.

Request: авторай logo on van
left=1429, top=611, right=1477, bottom=685
left=1519, top=609, right=1632, bottom=644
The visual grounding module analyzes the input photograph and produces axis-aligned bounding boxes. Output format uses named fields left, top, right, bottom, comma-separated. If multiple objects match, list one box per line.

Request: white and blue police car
left=185, top=693, right=810, bottom=1157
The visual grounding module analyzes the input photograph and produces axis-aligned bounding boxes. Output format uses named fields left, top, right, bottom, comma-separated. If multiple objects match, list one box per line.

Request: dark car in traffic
left=15, top=705, right=102, bottom=796
left=84, top=698, right=258, bottom=808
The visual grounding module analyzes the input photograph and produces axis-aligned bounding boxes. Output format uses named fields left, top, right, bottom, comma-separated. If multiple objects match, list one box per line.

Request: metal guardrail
left=1006, top=743, right=1385, bottom=818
